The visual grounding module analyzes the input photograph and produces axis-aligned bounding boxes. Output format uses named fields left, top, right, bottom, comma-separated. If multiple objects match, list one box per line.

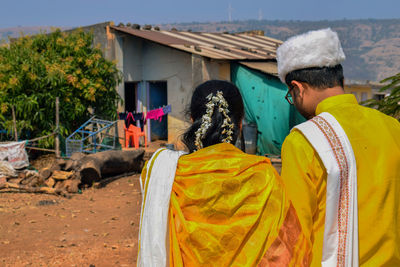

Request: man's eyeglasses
left=285, top=89, right=294, bottom=105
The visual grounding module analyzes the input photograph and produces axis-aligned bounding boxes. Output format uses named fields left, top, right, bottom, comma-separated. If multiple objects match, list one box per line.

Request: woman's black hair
left=182, top=80, right=244, bottom=153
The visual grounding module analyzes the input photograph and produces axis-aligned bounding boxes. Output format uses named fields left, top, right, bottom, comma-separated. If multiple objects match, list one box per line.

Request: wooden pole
left=55, top=97, right=60, bottom=158
left=26, top=146, right=56, bottom=153
left=0, top=182, right=69, bottom=197
left=11, top=105, right=18, bottom=141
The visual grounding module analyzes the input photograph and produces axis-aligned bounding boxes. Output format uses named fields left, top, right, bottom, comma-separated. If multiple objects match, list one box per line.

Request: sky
left=1, top=0, right=399, bottom=28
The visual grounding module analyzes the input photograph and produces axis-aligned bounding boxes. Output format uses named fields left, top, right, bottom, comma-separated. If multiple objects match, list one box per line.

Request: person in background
left=277, top=28, right=400, bottom=266
left=137, top=80, right=311, bottom=266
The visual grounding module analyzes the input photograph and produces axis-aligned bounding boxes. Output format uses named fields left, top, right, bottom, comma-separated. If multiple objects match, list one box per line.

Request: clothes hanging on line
left=132, top=113, right=143, bottom=121
left=145, top=105, right=171, bottom=122
left=119, top=112, right=146, bottom=131
left=119, top=112, right=135, bottom=128
left=126, top=112, right=135, bottom=128
left=146, top=108, right=164, bottom=122
left=118, top=112, right=126, bottom=120
left=133, top=113, right=146, bottom=131
left=162, top=105, right=171, bottom=115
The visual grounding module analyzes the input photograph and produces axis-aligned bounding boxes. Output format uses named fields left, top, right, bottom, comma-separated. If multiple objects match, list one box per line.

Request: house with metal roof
left=82, top=22, right=304, bottom=155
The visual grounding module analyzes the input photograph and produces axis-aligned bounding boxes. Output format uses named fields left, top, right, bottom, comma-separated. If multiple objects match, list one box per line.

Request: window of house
left=361, top=92, right=368, bottom=102
left=373, top=94, right=385, bottom=101
left=351, top=91, right=359, bottom=102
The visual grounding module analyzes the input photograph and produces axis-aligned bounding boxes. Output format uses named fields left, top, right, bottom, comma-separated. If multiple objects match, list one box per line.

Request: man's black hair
left=285, top=64, right=344, bottom=89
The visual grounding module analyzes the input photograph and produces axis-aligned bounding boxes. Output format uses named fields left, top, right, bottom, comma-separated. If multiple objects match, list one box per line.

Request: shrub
left=0, top=29, right=122, bottom=147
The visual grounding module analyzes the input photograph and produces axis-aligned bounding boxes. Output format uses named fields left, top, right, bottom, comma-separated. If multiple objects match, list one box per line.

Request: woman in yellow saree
left=138, top=80, right=311, bottom=267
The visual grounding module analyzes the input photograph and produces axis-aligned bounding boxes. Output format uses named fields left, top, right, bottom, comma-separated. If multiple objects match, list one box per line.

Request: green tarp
left=231, top=63, right=305, bottom=156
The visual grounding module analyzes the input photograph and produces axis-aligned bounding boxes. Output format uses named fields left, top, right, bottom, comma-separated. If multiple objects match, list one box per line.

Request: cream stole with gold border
left=137, top=148, right=187, bottom=267
left=294, top=112, right=359, bottom=267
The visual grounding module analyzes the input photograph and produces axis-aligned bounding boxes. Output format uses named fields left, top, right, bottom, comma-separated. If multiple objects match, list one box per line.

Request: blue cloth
left=133, top=113, right=145, bottom=131
left=162, top=105, right=171, bottom=114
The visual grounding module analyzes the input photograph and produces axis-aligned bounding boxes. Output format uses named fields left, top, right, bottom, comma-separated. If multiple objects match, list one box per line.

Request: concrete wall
left=70, top=22, right=115, bottom=62
left=116, top=35, right=192, bottom=147
left=70, top=24, right=233, bottom=147
left=113, top=32, right=232, bottom=147
left=74, top=22, right=126, bottom=112
left=344, top=84, right=372, bottom=102
left=192, top=56, right=230, bottom=86
left=142, top=41, right=193, bottom=146
left=218, top=62, right=231, bottom=81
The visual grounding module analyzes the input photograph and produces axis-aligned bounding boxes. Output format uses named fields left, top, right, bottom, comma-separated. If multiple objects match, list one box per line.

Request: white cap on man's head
left=277, top=28, right=346, bottom=84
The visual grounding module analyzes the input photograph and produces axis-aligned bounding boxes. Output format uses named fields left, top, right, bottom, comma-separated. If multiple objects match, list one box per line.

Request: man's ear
left=291, top=80, right=307, bottom=97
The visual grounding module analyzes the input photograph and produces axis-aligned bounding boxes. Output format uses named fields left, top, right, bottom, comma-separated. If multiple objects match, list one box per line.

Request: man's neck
left=315, top=86, right=344, bottom=103
left=323, top=86, right=345, bottom=97
left=310, top=86, right=344, bottom=117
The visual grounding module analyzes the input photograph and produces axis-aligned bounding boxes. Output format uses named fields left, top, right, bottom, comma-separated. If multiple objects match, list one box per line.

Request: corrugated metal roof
left=111, top=26, right=282, bottom=61
left=239, top=61, right=278, bottom=76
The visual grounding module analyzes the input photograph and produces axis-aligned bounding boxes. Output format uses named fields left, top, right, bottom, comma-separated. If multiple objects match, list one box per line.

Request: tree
left=0, top=29, right=122, bottom=147
left=366, top=73, right=400, bottom=120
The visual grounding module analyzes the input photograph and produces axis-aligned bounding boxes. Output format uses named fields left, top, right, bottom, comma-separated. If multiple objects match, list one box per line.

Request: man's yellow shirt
left=281, top=94, right=400, bottom=266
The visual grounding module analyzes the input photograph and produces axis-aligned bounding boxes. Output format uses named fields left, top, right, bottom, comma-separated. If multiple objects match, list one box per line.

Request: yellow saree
left=140, top=143, right=310, bottom=266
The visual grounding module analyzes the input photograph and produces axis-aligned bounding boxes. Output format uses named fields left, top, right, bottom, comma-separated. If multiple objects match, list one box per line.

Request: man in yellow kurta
left=277, top=28, right=400, bottom=266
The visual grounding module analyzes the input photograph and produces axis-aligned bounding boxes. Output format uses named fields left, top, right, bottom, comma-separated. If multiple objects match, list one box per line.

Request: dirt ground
left=0, top=174, right=142, bottom=267
left=0, top=141, right=281, bottom=267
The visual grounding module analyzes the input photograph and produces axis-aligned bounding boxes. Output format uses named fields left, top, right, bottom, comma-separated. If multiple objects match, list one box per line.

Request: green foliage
left=365, top=73, right=400, bottom=120
left=0, top=29, right=122, bottom=146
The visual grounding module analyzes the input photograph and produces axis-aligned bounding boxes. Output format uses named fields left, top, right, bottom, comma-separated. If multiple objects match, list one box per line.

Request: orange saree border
left=259, top=203, right=312, bottom=267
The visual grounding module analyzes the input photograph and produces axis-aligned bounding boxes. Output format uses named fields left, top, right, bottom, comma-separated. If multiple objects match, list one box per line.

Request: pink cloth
left=126, top=112, right=135, bottom=127
left=145, top=108, right=164, bottom=122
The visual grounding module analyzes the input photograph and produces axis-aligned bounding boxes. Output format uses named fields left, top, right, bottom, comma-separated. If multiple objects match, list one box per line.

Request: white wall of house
left=115, top=33, right=230, bottom=148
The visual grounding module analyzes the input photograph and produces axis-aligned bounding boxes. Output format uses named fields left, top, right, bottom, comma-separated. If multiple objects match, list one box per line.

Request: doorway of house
left=124, top=82, right=137, bottom=112
left=149, top=81, right=168, bottom=141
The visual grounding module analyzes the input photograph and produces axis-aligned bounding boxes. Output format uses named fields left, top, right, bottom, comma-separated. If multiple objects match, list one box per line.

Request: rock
left=64, top=152, right=85, bottom=171
left=20, top=176, right=36, bottom=185
left=0, top=161, right=17, bottom=178
left=39, top=167, right=53, bottom=181
left=18, top=172, right=26, bottom=180
left=54, top=181, right=65, bottom=190
left=63, top=179, right=80, bottom=193
left=25, top=170, right=39, bottom=178
left=56, top=158, right=67, bottom=169
left=45, top=178, right=55, bottom=188
left=50, top=162, right=61, bottom=172
left=6, top=178, right=22, bottom=184
left=51, top=170, right=74, bottom=180
left=27, top=177, right=39, bottom=187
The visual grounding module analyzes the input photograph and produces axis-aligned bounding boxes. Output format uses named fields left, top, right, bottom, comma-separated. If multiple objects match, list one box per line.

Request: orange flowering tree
left=0, top=29, right=122, bottom=146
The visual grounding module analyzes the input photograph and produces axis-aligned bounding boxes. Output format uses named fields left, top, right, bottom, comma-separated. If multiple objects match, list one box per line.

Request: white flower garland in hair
left=194, top=91, right=235, bottom=151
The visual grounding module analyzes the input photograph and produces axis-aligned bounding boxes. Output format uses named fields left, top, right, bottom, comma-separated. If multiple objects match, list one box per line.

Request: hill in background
left=2, top=19, right=399, bottom=82
left=163, top=19, right=400, bottom=82
left=0, top=26, right=57, bottom=40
